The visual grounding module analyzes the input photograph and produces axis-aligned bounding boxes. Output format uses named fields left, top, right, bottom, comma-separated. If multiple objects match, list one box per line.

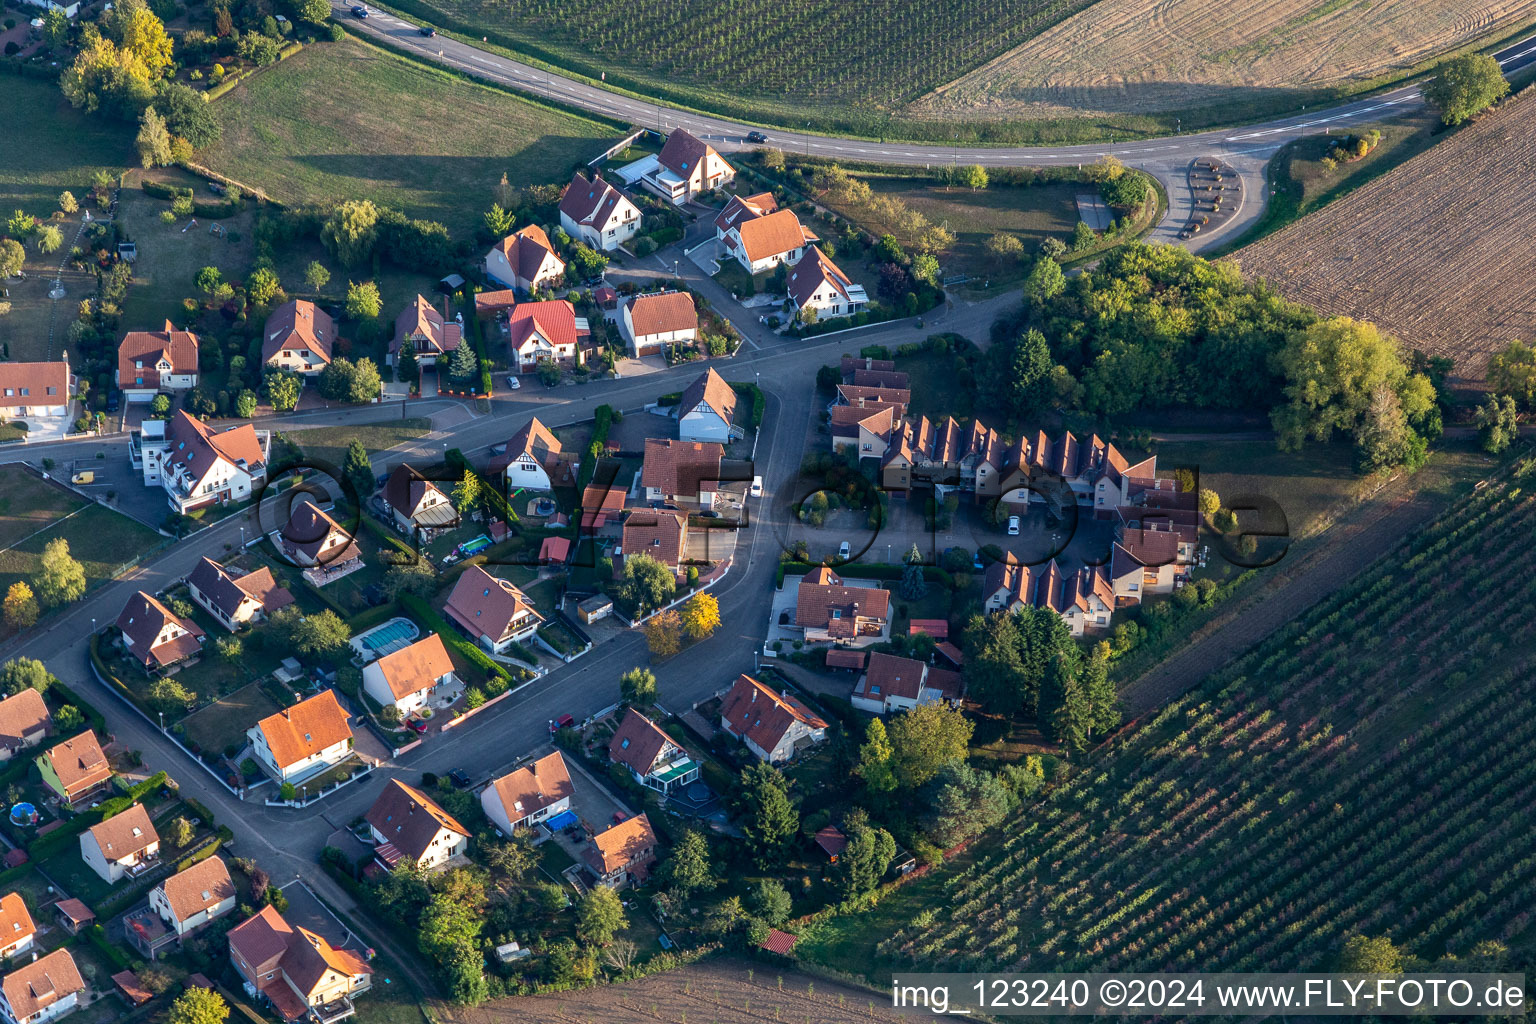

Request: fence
left=588, top=129, right=645, bottom=167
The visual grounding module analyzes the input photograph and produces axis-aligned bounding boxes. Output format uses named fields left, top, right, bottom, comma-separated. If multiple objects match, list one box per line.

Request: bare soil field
left=911, top=0, right=1536, bottom=122
left=1237, top=90, right=1536, bottom=382
left=432, top=957, right=902, bottom=1023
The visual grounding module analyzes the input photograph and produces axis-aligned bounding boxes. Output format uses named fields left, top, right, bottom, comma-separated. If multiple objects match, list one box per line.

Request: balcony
left=310, top=996, right=357, bottom=1023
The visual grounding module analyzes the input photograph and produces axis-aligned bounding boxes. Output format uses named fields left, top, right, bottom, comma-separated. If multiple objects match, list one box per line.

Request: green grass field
left=0, top=78, right=135, bottom=221
left=198, top=37, right=621, bottom=236
left=0, top=467, right=83, bottom=549
left=869, top=178, right=1078, bottom=277
left=285, top=419, right=433, bottom=468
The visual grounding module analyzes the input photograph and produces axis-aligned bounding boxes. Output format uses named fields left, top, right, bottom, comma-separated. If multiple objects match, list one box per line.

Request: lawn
left=284, top=419, right=433, bottom=470
left=0, top=500, right=165, bottom=635
left=117, top=167, right=259, bottom=329
left=894, top=347, right=974, bottom=420
left=198, top=36, right=622, bottom=237
left=0, top=466, right=83, bottom=549
left=861, top=177, right=1079, bottom=282
left=181, top=680, right=286, bottom=756
left=0, top=78, right=135, bottom=222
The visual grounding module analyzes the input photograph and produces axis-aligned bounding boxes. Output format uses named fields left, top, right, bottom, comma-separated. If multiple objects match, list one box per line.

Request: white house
left=381, top=464, right=458, bottom=538
left=677, top=368, right=737, bottom=444
left=186, top=557, right=294, bottom=632
left=442, top=566, right=544, bottom=655
left=620, top=291, right=697, bottom=357
left=262, top=300, right=334, bottom=377
left=361, top=634, right=457, bottom=717
left=274, top=499, right=363, bottom=582
left=246, top=690, right=354, bottom=785
left=492, top=416, right=568, bottom=492
left=0, top=949, right=84, bottom=1024
left=0, top=360, right=72, bottom=428
left=145, top=411, right=269, bottom=514
left=720, top=207, right=815, bottom=274
left=79, top=804, right=160, bottom=885
left=481, top=751, right=573, bottom=833
left=366, top=780, right=470, bottom=872
left=507, top=300, right=587, bottom=373
left=116, top=322, right=198, bottom=403
left=851, top=652, right=963, bottom=715
left=0, top=894, right=36, bottom=960
left=113, top=590, right=204, bottom=673
left=559, top=172, right=641, bottom=252
left=635, top=129, right=734, bottom=205
left=788, top=246, right=868, bottom=319
left=148, top=856, right=237, bottom=940
left=719, top=674, right=828, bottom=763
left=484, top=225, right=565, bottom=293
left=607, top=708, right=698, bottom=794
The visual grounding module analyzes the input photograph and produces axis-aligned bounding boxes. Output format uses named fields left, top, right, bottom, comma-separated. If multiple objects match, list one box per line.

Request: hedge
left=347, top=600, right=403, bottom=633
left=728, top=382, right=765, bottom=428
left=83, top=924, right=134, bottom=970
left=50, top=681, right=108, bottom=738
left=28, top=775, right=166, bottom=861
left=176, top=836, right=223, bottom=872
left=139, top=179, right=241, bottom=218
left=89, top=633, right=157, bottom=719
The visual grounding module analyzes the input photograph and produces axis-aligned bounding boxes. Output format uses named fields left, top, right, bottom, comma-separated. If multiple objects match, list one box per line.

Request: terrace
left=123, top=903, right=176, bottom=959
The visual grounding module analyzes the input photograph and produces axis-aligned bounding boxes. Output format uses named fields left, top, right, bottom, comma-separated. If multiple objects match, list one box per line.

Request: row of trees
left=2, top=540, right=87, bottom=631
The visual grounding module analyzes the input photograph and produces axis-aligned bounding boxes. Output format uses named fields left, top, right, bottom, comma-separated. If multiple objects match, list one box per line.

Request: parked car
left=448, top=769, right=471, bottom=789
left=70, top=471, right=94, bottom=485
left=505, top=375, right=521, bottom=390
left=549, top=713, right=575, bottom=734
left=612, top=811, right=628, bottom=824
left=838, top=541, right=851, bottom=560
left=1007, top=515, right=1021, bottom=536
left=407, top=719, right=428, bottom=733
left=700, top=509, right=721, bottom=519
left=105, top=392, right=119, bottom=413
left=746, top=131, right=768, bottom=143
left=350, top=5, right=367, bottom=15
left=750, top=475, right=763, bottom=497
left=419, top=24, right=435, bottom=35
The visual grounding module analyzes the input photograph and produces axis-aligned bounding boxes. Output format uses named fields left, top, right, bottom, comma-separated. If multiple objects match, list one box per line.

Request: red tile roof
left=370, top=634, right=454, bottom=701
left=442, top=566, right=542, bottom=645
left=507, top=299, right=581, bottom=358
left=787, top=246, right=854, bottom=308
left=158, top=855, right=235, bottom=924
left=734, top=208, right=815, bottom=263
left=719, top=674, right=826, bottom=756
left=3, top=949, right=84, bottom=1020
left=0, top=362, right=70, bottom=410
left=580, top=483, right=626, bottom=528
left=560, top=172, right=634, bottom=228
left=277, top=499, right=360, bottom=566
left=0, top=689, right=49, bottom=755
left=759, top=928, right=798, bottom=955
left=365, top=780, right=469, bottom=864
left=679, top=368, right=737, bottom=423
left=622, top=510, right=688, bottom=568
left=908, top=619, right=948, bottom=639
left=0, top=893, right=36, bottom=950
left=262, top=301, right=334, bottom=366
left=114, top=590, right=204, bottom=670
left=487, top=751, right=573, bottom=825
left=824, top=648, right=866, bottom=670
left=252, top=690, right=352, bottom=771
left=118, top=320, right=198, bottom=389
left=162, top=411, right=267, bottom=489
left=813, top=826, right=847, bottom=859
left=584, top=812, right=657, bottom=876
left=493, top=225, right=565, bottom=285
left=41, top=731, right=111, bottom=798
left=392, top=294, right=461, bottom=357
left=713, top=192, right=777, bottom=234
left=626, top=291, right=697, bottom=339
left=641, top=438, right=723, bottom=497
left=608, top=708, right=675, bottom=776
left=795, top=569, right=890, bottom=634
left=85, top=803, right=158, bottom=862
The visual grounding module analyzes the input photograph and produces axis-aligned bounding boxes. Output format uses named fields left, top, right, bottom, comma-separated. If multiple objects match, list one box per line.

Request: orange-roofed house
left=620, top=291, right=697, bottom=358
left=147, top=410, right=269, bottom=514
left=618, top=509, right=689, bottom=576
left=0, top=948, right=84, bottom=1024
left=187, top=556, right=294, bottom=632
left=117, top=321, right=199, bottom=403
left=0, top=893, right=36, bottom=959
left=365, top=779, right=469, bottom=872
left=228, top=904, right=373, bottom=1023
left=583, top=812, right=658, bottom=889
left=390, top=294, right=461, bottom=369
left=246, top=690, right=354, bottom=785
left=787, top=246, right=867, bottom=319
left=442, top=566, right=543, bottom=656
left=79, top=803, right=159, bottom=884
left=608, top=708, right=698, bottom=795
left=719, top=674, right=827, bottom=764
left=677, top=368, right=737, bottom=444
left=114, top=590, right=205, bottom=673
left=0, top=689, right=51, bottom=763
left=481, top=751, right=573, bottom=833
left=36, top=731, right=113, bottom=809
left=139, top=855, right=236, bottom=956
left=559, top=172, right=641, bottom=252
left=506, top=299, right=587, bottom=373
left=263, top=300, right=335, bottom=377
left=361, top=634, right=457, bottom=717
left=484, top=225, right=565, bottom=293
left=721, top=206, right=817, bottom=274
left=0, top=360, right=72, bottom=427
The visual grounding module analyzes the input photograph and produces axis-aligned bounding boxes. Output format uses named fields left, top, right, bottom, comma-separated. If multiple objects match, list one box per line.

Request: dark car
left=449, top=769, right=471, bottom=789
left=350, top=5, right=367, bottom=16
left=746, top=131, right=768, bottom=143
left=419, top=24, right=435, bottom=35
left=106, top=392, right=120, bottom=413
left=549, top=713, right=575, bottom=734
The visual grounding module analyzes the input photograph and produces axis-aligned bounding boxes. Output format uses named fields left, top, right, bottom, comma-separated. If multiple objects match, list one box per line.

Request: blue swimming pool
left=458, top=534, right=492, bottom=556
left=352, top=617, right=420, bottom=658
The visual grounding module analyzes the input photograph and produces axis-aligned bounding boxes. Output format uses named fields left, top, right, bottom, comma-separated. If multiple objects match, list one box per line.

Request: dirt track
left=1238, top=89, right=1536, bottom=381
left=435, top=957, right=902, bottom=1024
left=912, top=0, right=1536, bottom=120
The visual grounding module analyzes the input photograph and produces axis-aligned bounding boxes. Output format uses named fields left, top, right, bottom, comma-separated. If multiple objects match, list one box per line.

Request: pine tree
left=898, top=543, right=927, bottom=599
left=341, top=440, right=373, bottom=502
left=1082, top=641, right=1120, bottom=736
left=447, top=337, right=478, bottom=384
left=1049, top=662, right=1092, bottom=758
left=396, top=342, right=419, bottom=386
left=739, top=762, right=797, bottom=865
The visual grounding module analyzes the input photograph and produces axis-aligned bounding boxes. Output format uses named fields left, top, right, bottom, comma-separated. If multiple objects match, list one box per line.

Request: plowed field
left=911, top=0, right=1536, bottom=122
left=1238, top=90, right=1536, bottom=381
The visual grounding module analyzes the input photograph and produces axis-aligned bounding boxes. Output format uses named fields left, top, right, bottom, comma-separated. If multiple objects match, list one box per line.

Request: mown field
left=198, top=37, right=621, bottom=236
left=0, top=77, right=135, bottom=221
left=1240, top=90, right=1536, bottom=383
left=799, top=455, right=1536, bottom=979
left=911, top=0, right=1536, bottom=124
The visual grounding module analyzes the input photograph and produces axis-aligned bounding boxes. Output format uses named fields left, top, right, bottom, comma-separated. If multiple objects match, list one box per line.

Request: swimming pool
left=351, top=617, right=420, bottom=660
left=458, top=534, right=492, bottom=556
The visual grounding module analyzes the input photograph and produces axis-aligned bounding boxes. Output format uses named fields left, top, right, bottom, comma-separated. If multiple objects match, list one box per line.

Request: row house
left=980, top=559, right=1114, bottom=637
left=831, top=382, right=910, bottom=419
left=116, top=322, right=198, bottom=403
left=263, top=300, right=335, bottom=377
left=1108, top=486, right=1200, bottom=605
left=830, top=404, right=896, bottom=460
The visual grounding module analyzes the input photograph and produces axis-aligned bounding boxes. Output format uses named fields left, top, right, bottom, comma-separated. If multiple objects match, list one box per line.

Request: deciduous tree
left=854, top=717, right=897, bottom=793
left=136, top=106, right=172, bottom=169
left=166, top=987, right=228, bottom=1024
left=0, top=658, right=52, bottom=696
left=576, top=886, right=625, bottom=945
left=641, top=609, right=682, bottom=659
left=2, top=582, right=38, bottom=630
left=619, top=666, right=656, bottom=705
left=322, top=199, right=380, bottom=267
left=34, top=538, right=86, bottom=608
left=0, top=239, right=23, bottom=278
left=738, top=762, right=797, bottom=865
left=1422, top=53, right=1508, bottom=125
left=680, top=592, right=720, bottom=640
left=1338, top=934, right=1403, bottom=973
left=834, top=809, right=895, bottom=897
left=264, top=370, right=301, bottom=412
left=1475, top=394, right=1520, bottom=454
left=304, top=261, right=330, bottom=292
left=1488, top=339, right=1536, bottom=409
left=344, top=279, right=381, bottom=320
left=887, top=703, right=972, bottom=788
left=620, top=553, right=675, bottom=614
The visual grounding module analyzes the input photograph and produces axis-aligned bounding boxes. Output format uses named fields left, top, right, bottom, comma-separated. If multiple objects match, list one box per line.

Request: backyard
left=180, top=680, right=287, bottom=756
left=198, top=36, right=623, bottom=237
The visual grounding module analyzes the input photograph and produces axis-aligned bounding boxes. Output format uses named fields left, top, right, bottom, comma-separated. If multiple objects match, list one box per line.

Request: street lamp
left=158, top=711, right=164, bottom=733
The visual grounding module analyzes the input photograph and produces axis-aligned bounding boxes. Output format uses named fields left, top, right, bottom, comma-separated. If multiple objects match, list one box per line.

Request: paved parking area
left=55, top=449, right=169, bottom=530
left=278, top=878, right=357, bottom=949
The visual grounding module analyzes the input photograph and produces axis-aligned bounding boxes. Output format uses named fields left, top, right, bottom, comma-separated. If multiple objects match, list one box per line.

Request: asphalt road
left=331, top=1, right=1536, bottom=249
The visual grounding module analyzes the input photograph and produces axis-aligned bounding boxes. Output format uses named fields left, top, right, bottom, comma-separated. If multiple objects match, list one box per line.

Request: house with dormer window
left=442, top=566, right=543, bottom=655
left=481, top=751, right=573, bottom=832
left=489, top=417, right=572, bottom=492
left=117, top=322, right=199, bottom=403
left=559, top=172, right=641, bottom=251
left=607, top=708, right=698, bottom=794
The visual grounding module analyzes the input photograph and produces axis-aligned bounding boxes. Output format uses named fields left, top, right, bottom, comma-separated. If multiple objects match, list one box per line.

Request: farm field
left=798, top=455, right=1536, bottom=981
left=433, top=955, right=900, bottom=1023
left=911, top=0, right=1536, bottom=125
left=198, top=37, right=621, bottom=237
left=1239, top=90, right=1536, bottom=383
